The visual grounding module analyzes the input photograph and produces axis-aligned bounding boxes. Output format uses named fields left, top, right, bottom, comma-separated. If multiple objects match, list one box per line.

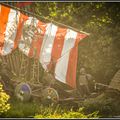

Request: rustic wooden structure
left=0, top=49, right=59, bottom=103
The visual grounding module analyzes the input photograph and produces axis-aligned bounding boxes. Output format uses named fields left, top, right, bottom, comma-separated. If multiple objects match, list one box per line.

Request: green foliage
left=3, top=100, right=40, bottom=118
left=2, top=100, right=99, bottom=118
left=83, top=93, right=120, bottom=117
left=0, top=83, right=10, bottom=115
left=34, top=106, right=99, bottom=118
left=35, top=104, right=66, bottom=117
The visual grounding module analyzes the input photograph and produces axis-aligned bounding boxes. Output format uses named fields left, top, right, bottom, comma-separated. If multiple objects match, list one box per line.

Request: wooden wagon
left=0, top=49, right=62, bottom=104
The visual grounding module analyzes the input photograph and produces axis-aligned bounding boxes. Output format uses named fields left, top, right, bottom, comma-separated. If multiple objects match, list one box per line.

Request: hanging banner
left=0, top=4, right=88, bottom=88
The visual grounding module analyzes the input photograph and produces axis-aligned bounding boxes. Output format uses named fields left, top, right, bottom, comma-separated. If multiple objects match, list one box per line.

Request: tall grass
left=34, top=106, right=99, bottom=118
left=1, top=99, right=99, bottom=118
left=2, top=100, right=40, bottom=118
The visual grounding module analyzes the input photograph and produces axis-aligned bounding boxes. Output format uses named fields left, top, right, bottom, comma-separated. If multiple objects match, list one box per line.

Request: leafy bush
left=0, top=83, right=10, bottom=115
left=34, top=105, right=99, bottom=118
left=83, top=93, right=120, bottom=117
left=1, top=95, right=99, bottom=118
left=61, top=108, right=99, bottom=118
left=4, top=100, right=40, bottom=118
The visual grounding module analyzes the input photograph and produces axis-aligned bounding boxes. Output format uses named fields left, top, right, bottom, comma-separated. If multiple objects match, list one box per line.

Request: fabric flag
left=0, top=5, right=26, bottom=55
left=0, top=4, right=88, bottom=88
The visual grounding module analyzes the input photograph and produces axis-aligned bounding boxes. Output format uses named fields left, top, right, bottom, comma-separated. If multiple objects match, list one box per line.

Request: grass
left=2, top=90, right=119, bottom=118
left=1, top=99, right=40, bottom=118
left=1, top=90, right=120, bottom=118
left=83, top=92, right=120, bottom=118
left=0, top=97, right=99, bottom=118
left=34, top=107, right=99, bottom=118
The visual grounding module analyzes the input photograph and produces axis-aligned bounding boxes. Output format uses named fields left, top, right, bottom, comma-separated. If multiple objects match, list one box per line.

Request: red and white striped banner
left=0, top=4, right=88, bottom=88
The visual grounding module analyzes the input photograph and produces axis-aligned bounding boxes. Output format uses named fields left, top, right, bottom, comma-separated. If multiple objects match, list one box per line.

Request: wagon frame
left=0, top=48, right=61, bottom=104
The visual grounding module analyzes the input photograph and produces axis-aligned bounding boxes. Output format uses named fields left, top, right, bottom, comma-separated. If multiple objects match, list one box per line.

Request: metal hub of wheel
left=15, top=82, right=31, bottom=102
left=41, top=87, right=59, bottom=104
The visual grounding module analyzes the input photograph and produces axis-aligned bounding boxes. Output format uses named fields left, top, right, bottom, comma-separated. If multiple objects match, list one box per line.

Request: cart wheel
left=41, top=87, right=59, bottom=104
left=15, top=82, right=31, bottom=102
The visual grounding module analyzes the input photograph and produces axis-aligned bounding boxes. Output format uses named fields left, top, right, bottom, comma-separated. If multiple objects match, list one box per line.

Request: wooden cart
left=0, top=49, right=60, bottom=104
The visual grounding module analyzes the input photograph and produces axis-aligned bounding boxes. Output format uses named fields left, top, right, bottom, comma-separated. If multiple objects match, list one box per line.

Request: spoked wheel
left=15, top=82, right=31, bottom=102
left=41, top=87, right=59, bottom=105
